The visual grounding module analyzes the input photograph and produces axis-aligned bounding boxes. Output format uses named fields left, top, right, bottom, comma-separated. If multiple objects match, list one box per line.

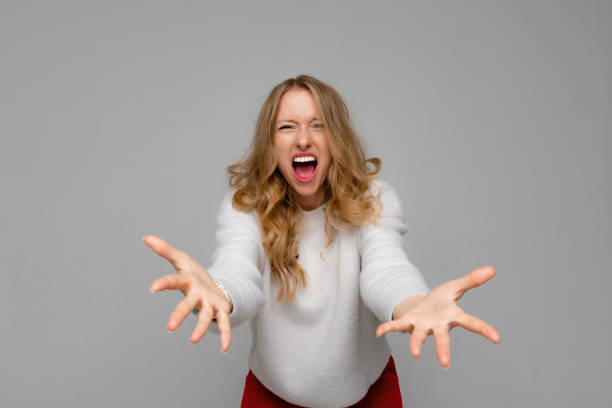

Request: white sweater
left=206, top=177, right=429, bottom=407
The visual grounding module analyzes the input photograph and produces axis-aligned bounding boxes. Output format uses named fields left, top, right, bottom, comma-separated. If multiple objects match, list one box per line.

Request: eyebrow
left=276, top=117, right=321, bottom=124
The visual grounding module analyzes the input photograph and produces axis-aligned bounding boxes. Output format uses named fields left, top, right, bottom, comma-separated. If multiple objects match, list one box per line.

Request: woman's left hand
left=375, top=266, right=500, bottom=368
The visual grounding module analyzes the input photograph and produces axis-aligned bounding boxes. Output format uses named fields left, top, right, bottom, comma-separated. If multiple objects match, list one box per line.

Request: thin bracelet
left=192, top=280, right=232, bottom=320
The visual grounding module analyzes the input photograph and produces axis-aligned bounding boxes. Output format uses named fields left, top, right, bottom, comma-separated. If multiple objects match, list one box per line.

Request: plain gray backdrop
left=1, top=1, right=610, bottom=407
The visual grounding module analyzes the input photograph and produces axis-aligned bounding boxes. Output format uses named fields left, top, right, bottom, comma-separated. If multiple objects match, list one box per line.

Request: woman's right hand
left=143, top=234, right=233, bottom=353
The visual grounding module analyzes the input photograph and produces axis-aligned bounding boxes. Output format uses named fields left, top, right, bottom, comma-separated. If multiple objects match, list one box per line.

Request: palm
left=143, top=234, right=232, bottom=353
left=376, top=266, right=500, bottom=368
left=409, top=279, right=473, bottom=324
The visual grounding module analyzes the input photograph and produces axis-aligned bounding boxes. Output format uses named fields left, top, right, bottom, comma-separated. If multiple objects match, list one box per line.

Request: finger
left=150, top=274, right=189, bottom=293
left=190, top=303, right=215, bottom=343
left=215, top=309, right=232, bottom=353
left=168, top=296, right=199, bottom=332
left=433, top=329, right=451, bottom=368
left=143, top=234, right=190, bottom=272
left=452, top=266, right=496, bottom=298
left=455, top=313, right=500, bottom=344
left=376, top=318, right=414, bottom=337
left=409, top=327, right=430, bottom=359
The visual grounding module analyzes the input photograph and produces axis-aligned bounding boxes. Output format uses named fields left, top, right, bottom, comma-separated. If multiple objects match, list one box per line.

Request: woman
left=143, top=75, right=500, bottom=407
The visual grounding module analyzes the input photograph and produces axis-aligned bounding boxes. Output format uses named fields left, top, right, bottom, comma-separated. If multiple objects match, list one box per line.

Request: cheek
left=272, top=139, right=283, bottom=163
left=320, top=135, right=331, bottom=157
left=272, top=144, right=290, bottom=175
left=274, top=137, right=291, bottom=157
left=274, top=149, right=287, bottom=167
left=320, top=141, right=332, bottom=166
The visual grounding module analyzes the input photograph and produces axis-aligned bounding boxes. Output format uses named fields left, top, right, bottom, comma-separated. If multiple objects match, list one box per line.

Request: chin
left=292, top=184, right=318, bottom=196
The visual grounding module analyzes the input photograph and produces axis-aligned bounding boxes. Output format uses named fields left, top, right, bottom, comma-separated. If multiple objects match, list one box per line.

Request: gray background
left=1, top=1, right=610, bottom=407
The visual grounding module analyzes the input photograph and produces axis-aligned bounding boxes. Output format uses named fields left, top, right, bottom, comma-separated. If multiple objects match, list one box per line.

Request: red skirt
left=240, top=355, right=403, bottom=407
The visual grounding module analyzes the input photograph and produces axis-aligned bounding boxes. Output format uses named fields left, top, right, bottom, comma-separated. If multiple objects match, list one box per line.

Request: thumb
left=453, top=266, right=497, bottom=298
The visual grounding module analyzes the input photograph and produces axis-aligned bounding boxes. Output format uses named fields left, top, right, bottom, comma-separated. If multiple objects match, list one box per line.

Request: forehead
left=276, top=88, right=321, bottom=122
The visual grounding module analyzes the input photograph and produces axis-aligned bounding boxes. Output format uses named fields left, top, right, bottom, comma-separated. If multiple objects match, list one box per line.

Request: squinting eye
left=313, top=123, right=324, bottom=128
left=279, top=125, right=291, bottom=130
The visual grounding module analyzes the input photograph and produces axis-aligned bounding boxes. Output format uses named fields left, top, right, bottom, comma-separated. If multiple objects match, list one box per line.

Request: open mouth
left=292, top=155, right=318, bottom=182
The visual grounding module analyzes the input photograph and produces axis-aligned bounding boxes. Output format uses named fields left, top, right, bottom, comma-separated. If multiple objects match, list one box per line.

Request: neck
left=292, top=186, right=328, bottom=211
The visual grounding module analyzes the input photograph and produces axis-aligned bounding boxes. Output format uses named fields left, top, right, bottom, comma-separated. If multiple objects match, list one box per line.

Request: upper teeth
left=293, top=156, right=316, bottom=163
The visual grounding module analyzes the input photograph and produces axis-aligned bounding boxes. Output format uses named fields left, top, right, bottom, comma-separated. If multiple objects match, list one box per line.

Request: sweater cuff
left=204, top=268, right=261, bottom=334
left=381, top=280, right=430, bottom=322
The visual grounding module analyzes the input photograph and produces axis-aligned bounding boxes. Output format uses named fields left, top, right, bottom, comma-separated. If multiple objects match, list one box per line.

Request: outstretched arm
left=359, top=178, right=430, bottom=323
left=144, top=190, right=265, bottom=353
left=203, top=190, right=266, bottom=332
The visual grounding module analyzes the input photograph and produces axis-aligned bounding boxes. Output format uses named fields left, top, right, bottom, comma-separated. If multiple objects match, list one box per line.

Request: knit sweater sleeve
left=358, top=178, right=430, bottom=323
left=206, top=190, right=265, bottom=333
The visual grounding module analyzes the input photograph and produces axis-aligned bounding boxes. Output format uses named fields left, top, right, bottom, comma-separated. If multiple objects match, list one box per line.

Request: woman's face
left=274, top=88, right=332, bottom=211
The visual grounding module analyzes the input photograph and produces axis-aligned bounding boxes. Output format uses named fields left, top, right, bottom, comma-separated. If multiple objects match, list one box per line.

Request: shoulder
left=356, top=176, right=409, bottom=238
left=366, top=176, right=404, bottom=218
left=218, top=189, right=236, bottom=212
left=216, top=189, right=262, bottom=232
left=218, top=189, right=250, bottom=215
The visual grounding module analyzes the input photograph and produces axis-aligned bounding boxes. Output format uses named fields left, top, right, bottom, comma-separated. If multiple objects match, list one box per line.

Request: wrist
left=192, top=280, right=233, bottom=319
left=392, top=294, right=425, bottom=320
left=212, top=280, right=233, bottom=314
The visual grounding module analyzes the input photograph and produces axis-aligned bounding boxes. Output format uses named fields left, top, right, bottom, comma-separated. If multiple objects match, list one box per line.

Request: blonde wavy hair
left=227, top=74, right=383, bottom=302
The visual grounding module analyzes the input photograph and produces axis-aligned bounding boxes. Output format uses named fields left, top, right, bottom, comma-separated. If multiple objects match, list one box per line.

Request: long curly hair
left=227, top=74, right=383, bottom=302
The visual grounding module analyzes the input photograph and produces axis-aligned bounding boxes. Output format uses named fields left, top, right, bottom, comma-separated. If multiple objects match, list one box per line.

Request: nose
left=296, top=128, right=311, bottom=149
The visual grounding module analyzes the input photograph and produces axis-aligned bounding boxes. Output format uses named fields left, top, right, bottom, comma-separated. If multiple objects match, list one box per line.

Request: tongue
left=295, top=163, right=316, bottom=179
